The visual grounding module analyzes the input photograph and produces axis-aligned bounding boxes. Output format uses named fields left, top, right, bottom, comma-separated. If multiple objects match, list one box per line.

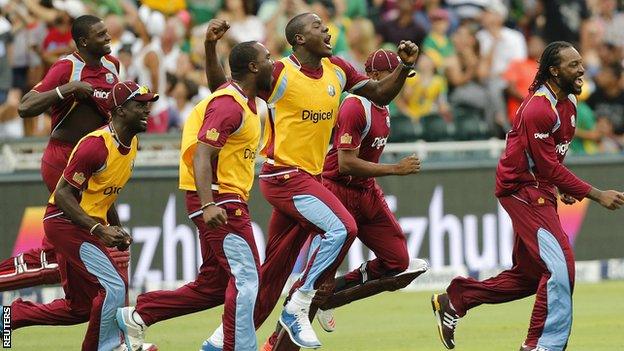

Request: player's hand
left=394, top=154, right=420, bottom=175
left=68, top=81, right=93, bottom=100
left=112, top=226, right=132, bottom=251
left=560, top=193, right=577, bottom=205
left=397, top=40, right=419, bottom=66
left=202, top=205, right=228, bottom=229
left=598, top=190, right=624, bottom=210
left=94, top=225, right=131, bottom=248
left=205, top=19, right=230, bottom=43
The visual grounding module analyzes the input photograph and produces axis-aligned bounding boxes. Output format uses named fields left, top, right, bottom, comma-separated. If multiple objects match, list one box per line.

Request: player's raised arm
left=352, top=40, right=419, bottom=106
left=204, top=19, right=230, bottom=92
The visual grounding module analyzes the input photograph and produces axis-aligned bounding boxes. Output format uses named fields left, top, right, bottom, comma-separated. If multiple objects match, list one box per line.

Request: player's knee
left=394, top=251, right=410, bottom=273
left=342, top=218, right=358, bottom=242
left=107, top=279, right=127, bottom=307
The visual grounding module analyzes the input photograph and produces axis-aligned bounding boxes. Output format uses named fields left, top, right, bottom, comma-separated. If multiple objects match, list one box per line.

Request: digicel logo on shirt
left=302, top=109, right=333, bottom=123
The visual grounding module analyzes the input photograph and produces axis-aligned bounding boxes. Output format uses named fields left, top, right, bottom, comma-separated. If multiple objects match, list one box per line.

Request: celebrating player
left=264, top=49, right=429, bottom=350
left=0, top=14, right=130, bottom=292
left=115, top=41, right=274, bottom=351
left=9, top=81, right=158, bottom=351
left=203, top=13, right=418, bottom=349
left=431, top=41, right=624, bottom=351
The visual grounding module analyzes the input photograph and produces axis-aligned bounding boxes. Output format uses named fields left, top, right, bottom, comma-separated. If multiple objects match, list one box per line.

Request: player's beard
left=558, top=75, right=582, bottom=95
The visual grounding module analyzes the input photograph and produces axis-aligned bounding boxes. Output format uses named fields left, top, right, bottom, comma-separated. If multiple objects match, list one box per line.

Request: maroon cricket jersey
left=495, top=84, right=591, bottom=201
left=323, top=95, right=390, bottom=189
left=32, top=52, right=120, bottom=133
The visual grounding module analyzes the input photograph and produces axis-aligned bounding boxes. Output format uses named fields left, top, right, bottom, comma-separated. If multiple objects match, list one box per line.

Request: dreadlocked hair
left=529, top=41, right=574, bottom=93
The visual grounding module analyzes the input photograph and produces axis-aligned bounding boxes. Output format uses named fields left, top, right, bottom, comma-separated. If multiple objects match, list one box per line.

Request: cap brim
left=133, top=93, right=159, bottom=102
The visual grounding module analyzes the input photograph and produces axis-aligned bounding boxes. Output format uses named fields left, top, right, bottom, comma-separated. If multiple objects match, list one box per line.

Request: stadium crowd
left=1, top=0, right=623, bottom=154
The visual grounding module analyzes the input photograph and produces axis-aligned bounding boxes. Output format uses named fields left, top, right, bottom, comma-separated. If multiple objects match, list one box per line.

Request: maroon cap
left=107, top=81, right=159, bottom=110
left=365, top=49, right=401, bottom=73
left=365, top=49, right=416, bottom=77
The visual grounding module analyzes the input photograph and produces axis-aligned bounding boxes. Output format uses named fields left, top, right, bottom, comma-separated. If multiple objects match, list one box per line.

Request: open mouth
left=574, top=76, right=583, bottom=87
left=323, top=35, right=332, bottom=50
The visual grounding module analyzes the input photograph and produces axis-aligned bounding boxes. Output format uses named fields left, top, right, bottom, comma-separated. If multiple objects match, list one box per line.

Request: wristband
left=200, top=202, right=216, bottom=210
left=55, top=87, right=65, bottom=100
left=89, top=223, right=102, bottom=235
left=400, top=61, right=415, bottom=70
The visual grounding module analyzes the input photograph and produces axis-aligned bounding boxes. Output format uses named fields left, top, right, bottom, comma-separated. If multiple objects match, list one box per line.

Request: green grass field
left=9, top=281, right=624, bottom=350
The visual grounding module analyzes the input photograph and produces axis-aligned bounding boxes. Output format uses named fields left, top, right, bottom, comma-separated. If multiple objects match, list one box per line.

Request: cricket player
left=263, top=49, right=429, bottom=351
left=432, top=41, right=624, bottom=351
left=9, top=81, right=158, bottom=351
left=115, top=41, right=274, bottom=351
left=202, top=13, right=419, bottom=349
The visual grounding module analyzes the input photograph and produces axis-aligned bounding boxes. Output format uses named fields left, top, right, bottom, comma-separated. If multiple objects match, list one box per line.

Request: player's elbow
left=17, top=94, right=37, bottom=118
left=17, top=102, right=32, bottom=118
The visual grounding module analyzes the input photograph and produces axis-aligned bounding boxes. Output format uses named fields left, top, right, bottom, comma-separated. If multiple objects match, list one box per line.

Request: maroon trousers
left=252, top=167, right=358, bottom=328
left=446, top=187, right=575, bottom=351
left=323, top=179, right=410, bottom=284
left=11, top=217, right=128, bottom=351
left=134, top=192, right=260, bottom=351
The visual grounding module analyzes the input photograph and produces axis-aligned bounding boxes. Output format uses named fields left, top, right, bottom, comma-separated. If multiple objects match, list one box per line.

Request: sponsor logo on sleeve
left=72, top=172, right=86, bottom=185
left=340, top=133, right=352, bottom=144
left=206, top=128, right=220, bottom=141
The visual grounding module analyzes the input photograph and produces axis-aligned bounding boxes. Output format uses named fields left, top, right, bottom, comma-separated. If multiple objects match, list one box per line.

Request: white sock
left=209, top=324, right=224, bottom=346
left=286, top=289, right=316, bottom=313
left=132, top=309, right=146, bottom=327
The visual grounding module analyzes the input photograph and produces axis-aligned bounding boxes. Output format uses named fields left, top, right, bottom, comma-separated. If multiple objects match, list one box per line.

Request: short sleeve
left=329, top=56, right=370, bottom=92
left=335, top=97, right=367, bottom=149
left=63, top=136, right=108, bottom=190
left=197, top=95, right=244, bottom=148
left=32, top=59, right=72, bottom=93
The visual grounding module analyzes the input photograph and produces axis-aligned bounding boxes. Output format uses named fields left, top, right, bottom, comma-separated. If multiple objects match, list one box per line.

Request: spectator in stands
left=396, top=54, right=451, bottom=122
left=130, top=5, right=170, bottom=133
left=0, top=8, right=20, bottom=138
left=538, top=0, right=590, bottom=48
left=422, top=8, right=454, bottom=72
left=103, top=13, right=125, bottom=57
left=167, top=78, right=199, bottom=130
left=340, top=17, right=376, bottom=73
left=502, top=34, right=544, bottom=122
left=595, top=116, right=624, bottom=153
left=445, top=23, right=493, bottom=134
left=587, top=63, right=624, bottom=138
left=570, top=93, right=600, bottom=155
left=376, top=0, right=427, bottom=47
left=590, top=0, right=624, bottom=48
left=161, top=16, right=185, bottom=74
left=476, top=0, right=526, bottom=137
left=40, top=1, right=87, bottom=69
left=218, top=0, right=266, bottom=43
